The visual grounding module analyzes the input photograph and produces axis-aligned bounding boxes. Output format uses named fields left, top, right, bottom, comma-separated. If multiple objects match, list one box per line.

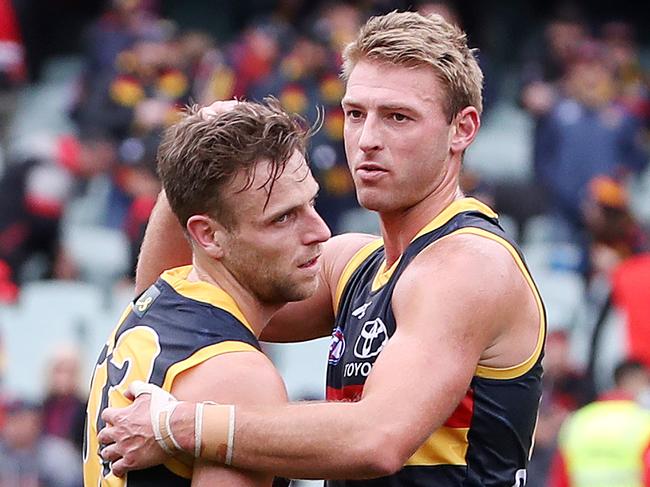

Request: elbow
left=353, top=429, right=411, bottom=478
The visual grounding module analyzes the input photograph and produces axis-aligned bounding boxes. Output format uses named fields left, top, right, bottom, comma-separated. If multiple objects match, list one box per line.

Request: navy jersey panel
left=84, top=267, right=262, bottom=487
left=325, top=200, right=545, bottom=487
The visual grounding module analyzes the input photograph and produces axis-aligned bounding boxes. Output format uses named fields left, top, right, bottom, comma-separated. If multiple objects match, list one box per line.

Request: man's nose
left=303, top=206, right=331, bottom=245
left=358, top=114, right=383, bottom=153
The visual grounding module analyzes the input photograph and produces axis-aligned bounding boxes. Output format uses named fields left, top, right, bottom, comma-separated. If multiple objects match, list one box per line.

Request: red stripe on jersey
left=443, top=388, right=474, bottom=428
left=326, top=384, right=364, bottom=402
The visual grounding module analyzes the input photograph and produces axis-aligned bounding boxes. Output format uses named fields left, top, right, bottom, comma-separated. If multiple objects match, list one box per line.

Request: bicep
left=358, top=250, right=501, bottom=455
left=172, top=350, right=288, bottom=486
left=359, top=303, right=483, bottom=451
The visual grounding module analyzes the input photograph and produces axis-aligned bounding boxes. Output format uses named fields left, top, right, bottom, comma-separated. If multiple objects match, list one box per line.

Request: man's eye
left=274, top=214, right=290, bottom=224
left=391, top=113, right=409, bottom=122
left=346, top=110, right=363, bottom=119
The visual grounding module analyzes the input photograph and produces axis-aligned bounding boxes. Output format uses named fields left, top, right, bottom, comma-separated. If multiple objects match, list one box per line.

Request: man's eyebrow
left=265, top=183, right=320, bottom=220
left=342, top=98, right=418, bottom=113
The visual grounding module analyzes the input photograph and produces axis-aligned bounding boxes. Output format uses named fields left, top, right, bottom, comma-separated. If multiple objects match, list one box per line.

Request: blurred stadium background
left=0, top=0, right=649, bottom=485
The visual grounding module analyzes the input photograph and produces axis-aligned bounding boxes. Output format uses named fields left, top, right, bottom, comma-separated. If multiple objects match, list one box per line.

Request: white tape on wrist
left=129, top=380, right=181, bottom=455
left=194, top=402, right=204, bottom=458
left=225, top=404, right=235, bottom=465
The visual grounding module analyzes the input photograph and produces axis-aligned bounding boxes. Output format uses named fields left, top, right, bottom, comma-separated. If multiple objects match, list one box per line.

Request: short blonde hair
left=341, top=10, right=483, bottom=121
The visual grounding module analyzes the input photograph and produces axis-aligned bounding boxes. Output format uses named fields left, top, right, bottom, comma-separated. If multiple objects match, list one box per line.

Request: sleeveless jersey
left=83, top=265, right=261, bottom=487
left=326, top=198, right=546, bottom=487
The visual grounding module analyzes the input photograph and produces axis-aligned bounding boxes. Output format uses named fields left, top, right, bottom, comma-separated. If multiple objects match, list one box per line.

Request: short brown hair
left=158, top=98, right=309, bottom=229
left=341, top=10, right=483, bottom=121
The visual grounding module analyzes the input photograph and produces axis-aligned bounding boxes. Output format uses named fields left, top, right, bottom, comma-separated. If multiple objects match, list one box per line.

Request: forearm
left=135, top=190, right=192, bottom=294
left=175, top=400, right=407, bottom=479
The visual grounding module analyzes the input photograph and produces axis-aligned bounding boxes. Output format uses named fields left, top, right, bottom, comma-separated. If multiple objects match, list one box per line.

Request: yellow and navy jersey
left=83, top=265, right=261, bottom=487
left=326, top=198, right=546, bottom=487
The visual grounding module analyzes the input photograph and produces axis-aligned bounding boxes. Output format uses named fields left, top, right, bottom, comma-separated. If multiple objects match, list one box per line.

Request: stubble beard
left=227, top=254, right=316, bottom=306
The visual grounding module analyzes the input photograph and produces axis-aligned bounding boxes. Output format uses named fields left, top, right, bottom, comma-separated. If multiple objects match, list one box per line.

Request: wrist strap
left=198, top=403, right=236, bottom=464
left=129, top=380, right=182, bottom=455
left=154, top=401, right=181, bottom=455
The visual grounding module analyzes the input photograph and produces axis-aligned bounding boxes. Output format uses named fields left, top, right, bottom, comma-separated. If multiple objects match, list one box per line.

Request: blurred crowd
left=0, top=0, right=649, bottom=486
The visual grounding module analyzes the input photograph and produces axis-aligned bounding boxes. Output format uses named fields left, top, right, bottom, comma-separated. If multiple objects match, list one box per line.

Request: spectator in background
left=72, top=32, right=189, bottom=142
left=0, top=398, right=81, bottom=487
left=551, top=359, right=650, bottom=487
left=583, top=175, right=648, bottom=280
left=519, top=5, right=589, bottom=120
left=579, top=176, right=650, bottom=395
left=78, top=0, right=166, bottom=80
left=0, top=0, right=26, bottom=146
left=602, top=20, right=650, bottom=131
left=41, top=346, right=86, bottom=453
left=533, top=48, right=648, bottom=250
left=114, top=133, right=162, bottom=278
left=0, top=0, right=26, bottom=89
left=72, top=0, right=170, bottom=130
left=249, top=11, right=359, bottom=232
left=0, top=134, right=116, bottom=287
left=203, top=22, right=283, bottom=103
left=527, top=330, right=590, bottom=487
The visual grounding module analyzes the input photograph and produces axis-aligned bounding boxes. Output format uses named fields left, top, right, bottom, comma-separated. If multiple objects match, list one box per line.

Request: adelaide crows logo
left=328, top=327, right=346, bottom=365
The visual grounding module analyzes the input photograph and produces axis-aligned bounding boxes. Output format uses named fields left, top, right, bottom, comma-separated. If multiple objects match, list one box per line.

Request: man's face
left=220, top=150, right=331, bottom=305
left=342, top=59, right=455, bottom=214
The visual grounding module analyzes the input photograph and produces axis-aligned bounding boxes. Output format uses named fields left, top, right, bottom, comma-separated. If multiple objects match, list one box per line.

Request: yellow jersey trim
left=161, top=341, right=259, bottom=391
left=334, top=239, right=383, bottom=314
left=371, top=198, right=498, bottom=292
left=162, top=340, right=261, bottom=478
left=405, top=426, right=470, bottom=466
left=443, top=227, right=546, bottom=380
left=160, top=265, right=255, bottom=334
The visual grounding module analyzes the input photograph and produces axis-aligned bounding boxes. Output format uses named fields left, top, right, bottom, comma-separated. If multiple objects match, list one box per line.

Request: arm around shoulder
left=172, top=349, right=288, bottom=487
left=135, top=190, right=192, bottom=294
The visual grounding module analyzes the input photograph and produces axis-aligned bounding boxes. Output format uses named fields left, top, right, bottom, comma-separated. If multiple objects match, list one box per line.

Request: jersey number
left=83, top=326, right=162, bottom=482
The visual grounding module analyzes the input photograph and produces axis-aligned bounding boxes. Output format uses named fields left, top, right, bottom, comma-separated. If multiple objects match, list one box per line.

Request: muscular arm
left=185, top=235, right=540, bottom=479
left=135, top=191, right=192, bottom=294
left=172, top=350, right=288, bottom=486
left=101, top=234, right=540, bottom=479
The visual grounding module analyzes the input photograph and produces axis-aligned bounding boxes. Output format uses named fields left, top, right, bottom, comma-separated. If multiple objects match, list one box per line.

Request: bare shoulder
left=171, top=350, right=287, bottom=405
left=400, top=231, right=526, bottom=296
left=175, top=351, right=282, bottom=485
left=322, top=232, right=380, bottom=289
left=394, top=231, right=541, bottom=368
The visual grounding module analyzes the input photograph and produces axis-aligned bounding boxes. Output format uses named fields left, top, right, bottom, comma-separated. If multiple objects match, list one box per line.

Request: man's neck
left=187, top=258, right=282, bottom=338
left=379, top=185, right=464, bottom=267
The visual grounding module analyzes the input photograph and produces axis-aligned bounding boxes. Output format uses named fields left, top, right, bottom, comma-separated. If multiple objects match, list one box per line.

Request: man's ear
left=450, top=106, right=480, bottom=155
left=186, top=215, right=228, bottom=259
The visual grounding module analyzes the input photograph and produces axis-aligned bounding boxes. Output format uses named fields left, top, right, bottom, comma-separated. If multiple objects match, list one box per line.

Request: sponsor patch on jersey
left=354, top=318, right=388, bottom=359
left=328, top=326, right=346, bottom=365
left=131, top=284, right=161, bottom=318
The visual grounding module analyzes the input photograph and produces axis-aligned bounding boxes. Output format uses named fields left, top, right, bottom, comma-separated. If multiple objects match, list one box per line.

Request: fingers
left=128, top=380, right=162, bottom=399
left=100, top=407, right=119, bottom=431
left=100, top=443, right=121, bottom=464
left=110, top=458, right=129, bottom=478
left=199, top=99, right=239, bottom=119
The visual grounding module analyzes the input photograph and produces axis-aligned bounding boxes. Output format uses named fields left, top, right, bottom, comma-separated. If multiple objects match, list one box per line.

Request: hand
left=199, top=99, right=239, bottom=119
left=98, top=381, right=176, bottom=477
